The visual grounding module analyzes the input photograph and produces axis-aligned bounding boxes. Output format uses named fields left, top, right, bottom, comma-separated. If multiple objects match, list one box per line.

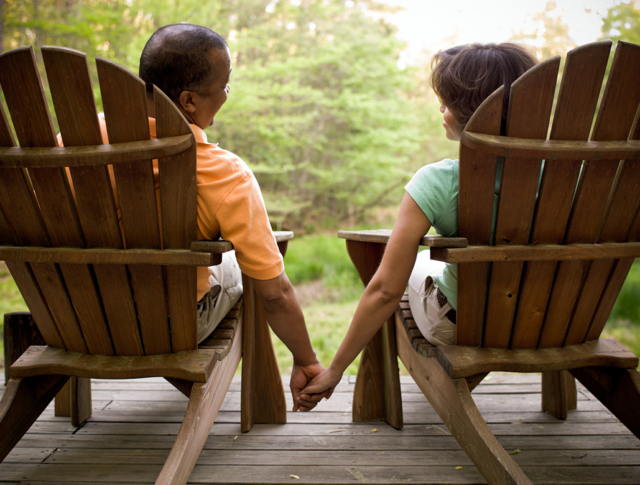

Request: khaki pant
left=197, top=251, right=243, bottom=344
left=408, top=251, right=456, bottom=346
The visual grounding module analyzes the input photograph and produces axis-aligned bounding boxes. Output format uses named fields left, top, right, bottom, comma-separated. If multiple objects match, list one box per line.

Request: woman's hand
left=300, top=366, right=342, bottom=402
left=290, top=361, right=328, bottom=412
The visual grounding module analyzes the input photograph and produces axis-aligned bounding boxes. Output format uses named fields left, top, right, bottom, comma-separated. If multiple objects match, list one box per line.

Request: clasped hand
left=290, top=362, right=341, bottom=411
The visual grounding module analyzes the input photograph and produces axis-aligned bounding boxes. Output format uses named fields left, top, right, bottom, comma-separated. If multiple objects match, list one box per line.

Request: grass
left=1, top=242, right=640, bottom=373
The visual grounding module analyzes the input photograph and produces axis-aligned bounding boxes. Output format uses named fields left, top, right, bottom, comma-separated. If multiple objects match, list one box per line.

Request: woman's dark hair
left=430, top=43, right=538, bottom=134
left=139, top=24, right=228, bottom=101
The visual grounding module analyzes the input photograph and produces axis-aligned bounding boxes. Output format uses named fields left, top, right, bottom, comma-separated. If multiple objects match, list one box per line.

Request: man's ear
left=178, top=90, right=197, bottom=114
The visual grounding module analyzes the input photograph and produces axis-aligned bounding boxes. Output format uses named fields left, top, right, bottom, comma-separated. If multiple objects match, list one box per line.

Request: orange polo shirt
left=148, top=119, right=284, bottom=299
left=79, top=115, right=284, bottom=301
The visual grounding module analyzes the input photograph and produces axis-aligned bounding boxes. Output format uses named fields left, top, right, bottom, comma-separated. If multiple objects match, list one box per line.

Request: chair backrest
left=0, top=46, right=199, bottom=356
left=456, top=40, right=640, bottom=349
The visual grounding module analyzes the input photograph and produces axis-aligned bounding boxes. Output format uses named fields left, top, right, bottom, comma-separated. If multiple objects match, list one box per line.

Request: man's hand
left=290, top=361, right=329, bottom=412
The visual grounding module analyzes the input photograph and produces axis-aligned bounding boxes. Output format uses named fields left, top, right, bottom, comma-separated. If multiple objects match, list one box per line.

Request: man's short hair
left=430, top=43, right=538, bottom=134
left=139, top=24, right=228, bottom=101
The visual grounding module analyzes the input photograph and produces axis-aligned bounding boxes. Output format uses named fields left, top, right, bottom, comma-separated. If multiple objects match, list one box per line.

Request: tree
left=600, top=1, right=640, bottom=45
left=2, top=0, right=431, bottom=230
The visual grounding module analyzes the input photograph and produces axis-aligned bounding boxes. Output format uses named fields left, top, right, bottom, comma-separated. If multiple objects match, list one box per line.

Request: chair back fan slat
left=96, top=58, right=169, bottom=355
left=585, top=83, right=640, bottom=342
left=456, top=88, right=502, bottom=346
left=42, top=47, right=117, bottom=356
left=0, top=47, right=89, bottom=353
left=504, top=42, right=609, bottom=350
left=483, top=57, right=559, bottom=349
left=0, top=97, right=65, bottom=349
left=154, top=86, right=198, bottom=351
left=540, top=42, right=640, bottom=348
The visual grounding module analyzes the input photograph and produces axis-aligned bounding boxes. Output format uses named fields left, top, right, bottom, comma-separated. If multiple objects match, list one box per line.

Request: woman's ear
left=178, top=90, right=197, bottom=114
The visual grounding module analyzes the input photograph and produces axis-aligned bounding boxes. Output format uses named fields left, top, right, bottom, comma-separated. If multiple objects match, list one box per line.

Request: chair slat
left=155, top=87, right=198, bottom=352
left=586, top=100, right=640, bottom=341
left=0, top=87, right=65, bottom=349
left=545, top=42, right=640, bottom=347
left=43, top=47, right=120, bottom=356
left=456, top=88, right=502, bottom=346
left=97, top=58, right=167, bottom=355
left=565, top=42, right=640, bottom=345
left=510, top=41, right=610, bottom=349
left=484, top=57, right=559, bottom=348
left=0, top=47, right=89, bottom=353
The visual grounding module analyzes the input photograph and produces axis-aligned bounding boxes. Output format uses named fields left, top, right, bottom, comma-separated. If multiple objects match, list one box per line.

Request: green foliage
left=601, top=1, right=640, bottom=45
left=608, top=259, right=640, bottom=324
left=1, top=0, right=436, bottom=230
left=284, top=234, right=362, bottom=301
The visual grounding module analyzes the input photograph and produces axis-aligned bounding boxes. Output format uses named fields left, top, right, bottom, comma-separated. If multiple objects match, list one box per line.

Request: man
left=139, top=24, right=323, bottom=411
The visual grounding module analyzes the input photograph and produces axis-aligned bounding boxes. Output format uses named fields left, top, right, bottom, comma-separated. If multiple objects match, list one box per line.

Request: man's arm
left=250, top=271, right=327, bottom=411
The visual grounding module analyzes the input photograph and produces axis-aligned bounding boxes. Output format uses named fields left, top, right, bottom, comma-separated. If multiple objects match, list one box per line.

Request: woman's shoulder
left=411, top=158, right=459, bottom=184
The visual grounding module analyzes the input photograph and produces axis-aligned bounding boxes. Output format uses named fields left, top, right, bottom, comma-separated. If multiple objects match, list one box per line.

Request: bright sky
left=378, top=0, right=621, bottom=66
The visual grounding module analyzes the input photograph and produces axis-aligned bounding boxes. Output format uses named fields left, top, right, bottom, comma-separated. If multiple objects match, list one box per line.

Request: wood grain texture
left=557, top=41, right=640, bottom=347
left=541, top=371, right=568, bottom=420
left=457, top=87, right=503, bottom=347
left=0, top=136, right=193, bottom=168
left=3, top=313, right=46, bottom=384
left=97, top=57, right=159, bottom=356
left=0, top=47, right=93, bottom=354
left=459, top=133, right=640, bottom=160
left=0, top=246, right=217, bottom=266
left=484, top=57, right=559, bottom=348
left=338, top=230, right=468, bottom=248
left=346, top=240, right=403, bottom=428
left=518, top=42, right=611, bottom=349
left=9, top=345, right=219, bottom=382
left=0, top=375, right=70, bottom=462
left=155, top=86, right=197, bottom=354
left=430, top=241, right=640, bottom=263
left=436, top=338, right=638, bottom=379
left=2, top=311, right=88, bottom=425
left=240, top=274, right=287, bottom=432
left=396, top=295, right=437, bottom=358
left=571, top=366, right=640, bottom=438
left=396, top=315, right=532, bottom=485
left=155, top=316, right=242, bottom=485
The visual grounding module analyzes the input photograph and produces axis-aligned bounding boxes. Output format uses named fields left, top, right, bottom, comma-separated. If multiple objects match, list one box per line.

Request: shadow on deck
left=1, top=373, right=639, bottom=484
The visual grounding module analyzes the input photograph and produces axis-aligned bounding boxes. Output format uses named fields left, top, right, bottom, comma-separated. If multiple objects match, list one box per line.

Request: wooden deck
left=0, top=372, right=639, bottom=484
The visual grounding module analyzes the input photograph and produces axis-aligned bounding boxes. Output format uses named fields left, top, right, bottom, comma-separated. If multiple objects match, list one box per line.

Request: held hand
left=290, top=361, right=329, bottom=412
left=300, top=367, right=342, bottom=402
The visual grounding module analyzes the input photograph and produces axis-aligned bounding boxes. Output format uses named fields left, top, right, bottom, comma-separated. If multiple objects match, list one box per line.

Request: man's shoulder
left=196, top=143, right=253, bottom=178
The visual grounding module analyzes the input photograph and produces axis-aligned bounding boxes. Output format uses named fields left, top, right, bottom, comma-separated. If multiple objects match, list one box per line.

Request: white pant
left=408, top=251, right=456, bottom=346
left=197, top=251, right=243, bottom=343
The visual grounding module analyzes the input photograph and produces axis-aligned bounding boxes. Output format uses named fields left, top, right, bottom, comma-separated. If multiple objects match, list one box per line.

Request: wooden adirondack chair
left=0, top=46, right=288, bottom=484
left=339, top=40, right=640, bottom=484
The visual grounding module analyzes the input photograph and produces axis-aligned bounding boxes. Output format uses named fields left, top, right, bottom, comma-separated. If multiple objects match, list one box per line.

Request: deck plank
left=0, top=372, right=638, bottom=484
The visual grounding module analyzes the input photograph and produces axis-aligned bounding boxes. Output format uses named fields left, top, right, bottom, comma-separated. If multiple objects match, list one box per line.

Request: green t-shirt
left=405, top=158, right=502, bottom=310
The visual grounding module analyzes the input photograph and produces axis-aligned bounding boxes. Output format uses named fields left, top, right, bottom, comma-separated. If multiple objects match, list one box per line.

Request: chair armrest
left=338, top=229, right=468, bottom=248
left=190, top=240, right=234, bottom=253
left=273, top=231, right=294, bottom=243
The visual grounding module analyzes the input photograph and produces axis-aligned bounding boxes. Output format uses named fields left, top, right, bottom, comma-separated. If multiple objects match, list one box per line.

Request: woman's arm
left=301, top=193, right=432, bottom=397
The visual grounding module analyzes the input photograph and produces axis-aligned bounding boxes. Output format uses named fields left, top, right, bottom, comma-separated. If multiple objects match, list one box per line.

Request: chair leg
left=54, top=377, right=92, bottom=426
left=396, top=321, right=532, bottom=485
left=346, top=239, right=403, bottom=428
left=541, top=370, right=577, bottom=419
left=570, top=366, right=640, bottom=438
left=240, top=275, right=286, bottom=432
left=0, top=375, right=69, bottom=462
left=352, top=315, right=403, bottom=428
left=156, top=319, right=243, bottom=485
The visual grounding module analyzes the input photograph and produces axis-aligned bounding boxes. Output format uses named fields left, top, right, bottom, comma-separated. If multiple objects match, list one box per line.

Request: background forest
left=0, top=0, right=639, bottom=374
